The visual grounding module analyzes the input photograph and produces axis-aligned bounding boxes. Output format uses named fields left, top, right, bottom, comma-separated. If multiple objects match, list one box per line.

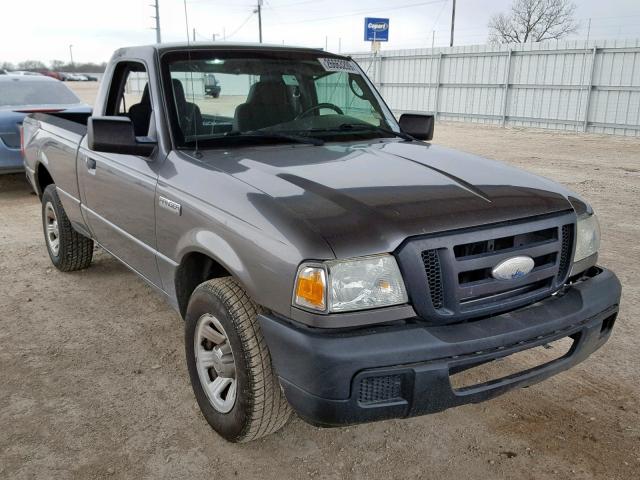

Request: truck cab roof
left=112, top=42, right=345, bottom=59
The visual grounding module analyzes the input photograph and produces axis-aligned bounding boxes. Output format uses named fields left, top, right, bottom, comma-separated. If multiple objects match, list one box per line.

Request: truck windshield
left=161, top=49, right=401, bottom=148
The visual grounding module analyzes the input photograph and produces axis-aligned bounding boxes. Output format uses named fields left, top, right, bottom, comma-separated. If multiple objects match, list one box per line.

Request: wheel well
left=175, top=252, right=232, bottom=318
left=36, top=164, right=54, bottom=198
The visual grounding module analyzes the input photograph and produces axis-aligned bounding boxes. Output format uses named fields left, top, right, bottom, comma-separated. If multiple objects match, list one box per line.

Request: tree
left=17, top=60, right=47, bottom=70
left=50, top=59, right=66, bottom=70
left=0, top=61, right=15, bottom=71
left=47, top=60, right=107, bottom=73
left=488, top=0, right=578, bottom=44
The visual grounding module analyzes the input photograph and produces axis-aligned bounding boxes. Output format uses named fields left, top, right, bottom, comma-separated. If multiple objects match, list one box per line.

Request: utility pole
left=449, top=0, right=456, bottom=47
left=151, top=0, right=161, bottom=43
left=193, top=28, right=196, bottom=42
left=432, top=30, right=435, bottom=49
left=255, top=0, right=263, bottom=43
left=69, top=45, right=74, bottom=66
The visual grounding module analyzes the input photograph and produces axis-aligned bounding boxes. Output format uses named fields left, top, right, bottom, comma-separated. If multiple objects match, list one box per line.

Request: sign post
left=364, top=18, right=389, bottom=85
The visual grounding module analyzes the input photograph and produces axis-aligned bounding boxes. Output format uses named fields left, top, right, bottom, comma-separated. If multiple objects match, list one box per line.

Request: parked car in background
left=204, top=73, right=221, bottom=97
left=85, top=74, right=99, bottom=82
left=0, top=75, right=90, bottom=174
left=64, top=73, right=89, bottom=81
left=6, top=70, right=42, bottom=76
left=36, top=69, right=66, bottom=81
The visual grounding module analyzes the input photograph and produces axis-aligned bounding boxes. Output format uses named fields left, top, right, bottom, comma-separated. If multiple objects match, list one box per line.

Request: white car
left=6, top=71, right=42, bottom=76
left=65, top=73, right=88, bottom=81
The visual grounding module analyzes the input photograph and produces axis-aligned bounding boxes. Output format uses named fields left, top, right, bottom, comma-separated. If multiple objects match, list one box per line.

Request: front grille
left=453, top=227, right=557, bottom=259
left=398, top=212, right=577, bottom=324
left=558, top=224, right=574, bottom=280
left=421, top=249, right=444, bottom=309
left=359, top=375, right=403, bottom=405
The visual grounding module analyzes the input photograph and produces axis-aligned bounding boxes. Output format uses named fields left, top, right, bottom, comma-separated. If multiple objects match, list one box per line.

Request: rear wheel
left=41, top=184, right=93, bottom=271
left=185, top=277, right=291, bottom=442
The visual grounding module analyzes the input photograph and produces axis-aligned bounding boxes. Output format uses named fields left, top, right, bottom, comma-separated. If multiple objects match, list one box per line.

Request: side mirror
left=87, top=116, right=156, bottom=157
left=399, top=114, right=434, bottom=141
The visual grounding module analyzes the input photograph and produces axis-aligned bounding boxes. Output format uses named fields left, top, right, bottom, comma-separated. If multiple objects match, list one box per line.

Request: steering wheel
left=295, top=103, right=344, bottom=120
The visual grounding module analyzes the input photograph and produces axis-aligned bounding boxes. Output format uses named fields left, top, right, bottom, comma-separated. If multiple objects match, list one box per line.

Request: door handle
left=86, top=157, right=97, bottom=170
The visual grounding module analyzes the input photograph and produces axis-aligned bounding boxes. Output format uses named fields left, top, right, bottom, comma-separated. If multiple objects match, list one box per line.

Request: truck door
left=77, top=60, right=162, bottom=287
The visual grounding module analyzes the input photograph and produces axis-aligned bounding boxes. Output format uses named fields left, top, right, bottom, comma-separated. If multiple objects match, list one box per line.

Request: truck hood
left=198, top=140, right=577, bottom=258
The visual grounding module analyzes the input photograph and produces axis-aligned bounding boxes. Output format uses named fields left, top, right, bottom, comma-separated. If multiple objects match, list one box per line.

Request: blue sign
left=364, top=17, right=389, bottom=42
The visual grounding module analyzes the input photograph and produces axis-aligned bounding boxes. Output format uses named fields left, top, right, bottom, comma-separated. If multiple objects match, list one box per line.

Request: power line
left=268, top=0, right=317, bottom=7
left=275, top=0, right=447, bottom=25
left=187, top=0, right=255, bottom=6
left=226, top=11, right=257, bottom=39
left=263, top=0, right=285, bottom=22
left=194, top=29, right=220, bottom=41
left=431, top=0, right=449, bottom=30
left=429, top=0, right=449, bottom=47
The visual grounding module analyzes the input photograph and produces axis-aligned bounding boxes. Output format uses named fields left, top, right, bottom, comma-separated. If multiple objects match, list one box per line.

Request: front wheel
left=41, top=184, right=93, bottom=271
left=185, top=277, right=291, bottom=442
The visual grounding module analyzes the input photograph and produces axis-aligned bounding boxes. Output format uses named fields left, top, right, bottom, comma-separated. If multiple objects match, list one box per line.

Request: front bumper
left=259, top=267, right=621, bottom=427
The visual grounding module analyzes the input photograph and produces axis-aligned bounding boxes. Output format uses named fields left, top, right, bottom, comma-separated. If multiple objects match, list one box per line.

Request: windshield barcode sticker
left=318, top=58, right=360, bottom=74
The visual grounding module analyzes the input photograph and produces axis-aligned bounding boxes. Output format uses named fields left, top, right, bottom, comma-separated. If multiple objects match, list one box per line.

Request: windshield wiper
left=334, top=123, right=416, bottom=141
left=225, top=130, right=324, bottom=146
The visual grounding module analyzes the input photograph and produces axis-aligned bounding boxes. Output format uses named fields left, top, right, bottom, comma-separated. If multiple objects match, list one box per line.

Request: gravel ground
left=1, top=83, right=639, bottom=479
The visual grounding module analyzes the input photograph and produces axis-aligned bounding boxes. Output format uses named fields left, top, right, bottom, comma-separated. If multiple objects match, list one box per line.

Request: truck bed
left=22, top=111, right=92, bottom=237
left=29, top=111, right=92, bottom=136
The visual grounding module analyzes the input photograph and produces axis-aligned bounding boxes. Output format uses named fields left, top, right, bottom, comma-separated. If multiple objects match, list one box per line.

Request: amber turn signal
left=294, top=266, right=326, bottom=311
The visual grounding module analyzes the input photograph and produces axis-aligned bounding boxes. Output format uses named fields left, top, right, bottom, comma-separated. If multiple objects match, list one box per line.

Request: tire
left=185, top=277, right=291, bottom=442
left=41, top=184, right=94, bottom=272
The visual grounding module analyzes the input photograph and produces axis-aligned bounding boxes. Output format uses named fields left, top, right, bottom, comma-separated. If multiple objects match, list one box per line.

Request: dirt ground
left=1, top=83, right=639, bottom=479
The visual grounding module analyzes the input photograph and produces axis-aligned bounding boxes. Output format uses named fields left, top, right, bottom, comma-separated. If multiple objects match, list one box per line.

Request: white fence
left=351, top=39, right=640, bottom=136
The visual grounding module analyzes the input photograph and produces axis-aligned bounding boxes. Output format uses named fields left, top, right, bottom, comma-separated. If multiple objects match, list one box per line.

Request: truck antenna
left=182, top=0, right=200, bottom=156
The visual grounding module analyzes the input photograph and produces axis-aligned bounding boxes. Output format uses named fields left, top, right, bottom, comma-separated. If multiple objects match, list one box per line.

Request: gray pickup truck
left=22, top=43, right=621, bottom=443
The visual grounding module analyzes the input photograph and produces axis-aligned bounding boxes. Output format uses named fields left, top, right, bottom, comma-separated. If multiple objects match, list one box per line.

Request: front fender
left=160, top=224, right=305, bottom=318
left=155, top=151, right=335, bottom=317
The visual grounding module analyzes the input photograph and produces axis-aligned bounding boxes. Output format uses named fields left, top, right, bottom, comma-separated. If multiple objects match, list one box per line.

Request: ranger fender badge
left=159, top=196, right=182, bottom=216
left=491, top=256, right=535, bottom=281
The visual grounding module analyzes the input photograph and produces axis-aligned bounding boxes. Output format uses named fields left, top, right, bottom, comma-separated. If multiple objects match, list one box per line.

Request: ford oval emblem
left=491, top=256, right=535, bottom=281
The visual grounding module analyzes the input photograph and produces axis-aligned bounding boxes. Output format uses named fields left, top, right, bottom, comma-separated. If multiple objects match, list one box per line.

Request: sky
left=1, top=0, right=640, bottom=65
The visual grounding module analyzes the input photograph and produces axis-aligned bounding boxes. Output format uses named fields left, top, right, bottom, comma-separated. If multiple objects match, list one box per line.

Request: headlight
left=574, top=213, right=601, bottom=263
left=293, top=255, right=408, bottom=313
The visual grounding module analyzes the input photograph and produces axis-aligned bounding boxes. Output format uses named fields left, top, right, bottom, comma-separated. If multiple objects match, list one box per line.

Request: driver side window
left=105, top=61, right=153, bottom=138
left=314, top=71, right=381, bottom=126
